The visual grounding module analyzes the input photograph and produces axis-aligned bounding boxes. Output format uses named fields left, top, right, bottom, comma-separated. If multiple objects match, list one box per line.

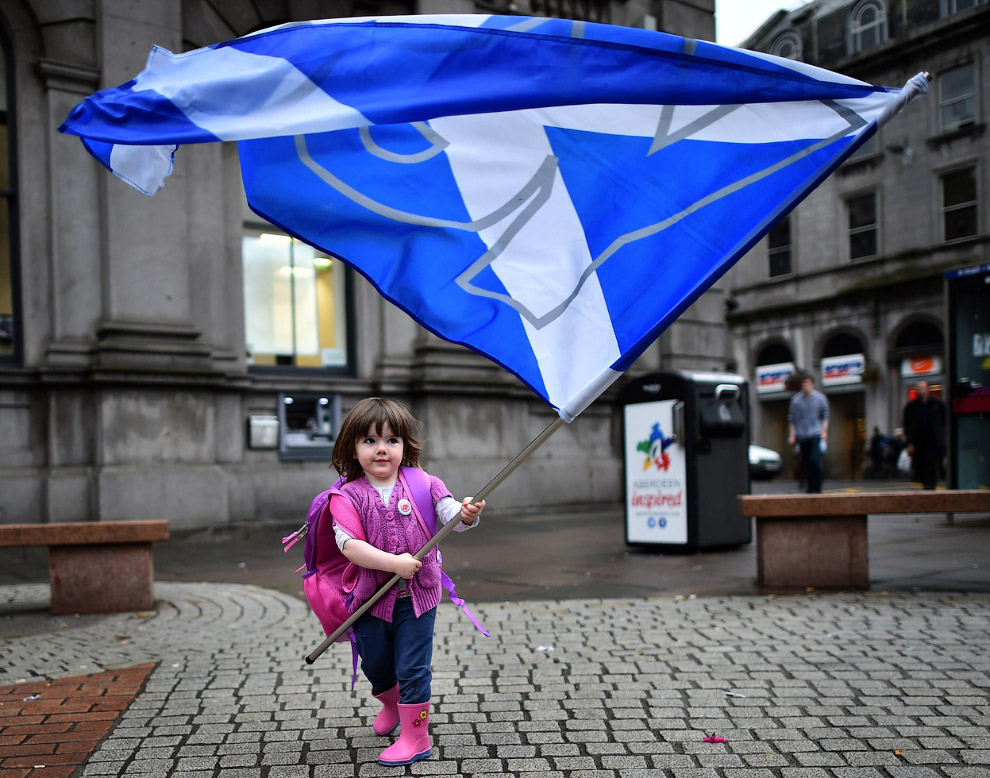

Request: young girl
left=330, top=397, right=484, bottom=766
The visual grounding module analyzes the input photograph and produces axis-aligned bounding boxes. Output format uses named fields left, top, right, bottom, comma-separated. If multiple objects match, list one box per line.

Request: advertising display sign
left=623, top=399, right=687, bottom=544
left=900, top=355, right=942, bottom=378
left=821, top=353, right=865, bottom=386
left=755, top=362, right=795, bottom=394
left=945, top=263, right=990, bottom=488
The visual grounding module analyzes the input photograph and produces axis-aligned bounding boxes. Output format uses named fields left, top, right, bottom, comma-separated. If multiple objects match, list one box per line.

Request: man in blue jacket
left=788, top=376, right=829, bottom=494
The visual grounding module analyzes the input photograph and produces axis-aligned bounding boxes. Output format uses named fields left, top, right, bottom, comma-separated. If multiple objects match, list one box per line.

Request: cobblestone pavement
left=2, top=582, right=989, bottom=777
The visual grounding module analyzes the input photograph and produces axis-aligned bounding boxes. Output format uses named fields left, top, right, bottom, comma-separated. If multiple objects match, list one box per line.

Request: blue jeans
left=353, top=597, right=436, bottom=704
left=798, top=436, right=823, bottom=493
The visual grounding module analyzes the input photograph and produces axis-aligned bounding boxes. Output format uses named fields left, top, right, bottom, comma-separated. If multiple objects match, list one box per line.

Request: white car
left=749, top=444, right=782, bottom=479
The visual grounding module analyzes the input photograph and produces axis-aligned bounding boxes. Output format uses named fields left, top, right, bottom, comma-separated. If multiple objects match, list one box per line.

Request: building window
left=768, top=217, right=792, bottom=277
left=942, top=167, right=978, bottom=242
left=850, top=0, right=886, bottom=54
left=242, top=230, right=349, bottom=369
left=771, top=31, right=802, bottom=60
left=0, top=28, right=17, bottom=363
left=847, top=192, right=878, bottom=259
left=941, top=0, right=987, bottom=16
left=529, top=0, right=611, bottom=23
left=939, top=63, right=976, bottom=133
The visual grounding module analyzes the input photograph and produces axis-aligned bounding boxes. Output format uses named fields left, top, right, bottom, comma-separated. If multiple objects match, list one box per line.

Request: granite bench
left=737, top=491, right=990, bottom=590
left=0, top=520, right=170, bottom=614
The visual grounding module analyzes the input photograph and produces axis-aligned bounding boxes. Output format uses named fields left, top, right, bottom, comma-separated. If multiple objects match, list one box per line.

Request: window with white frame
left=850, top=0, right=886, bottom=54
left=939, top=63, right=977, bottom=133
left=942, top=166, right=978, bottom=242
left=0, top=28, right=17, bottom=362
left=771, top=31, right=802, bottom=60
left=242, top=229, right=349, bottom=369
left=847, top=192, right=878, bottom=259
left=768, top=217, right=792, bottom=277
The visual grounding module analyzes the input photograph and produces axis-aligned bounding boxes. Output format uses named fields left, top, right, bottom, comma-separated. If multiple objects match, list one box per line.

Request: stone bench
left=738, top=491, right=990, bottom=590
left=0, top=520, right=170, bottom=614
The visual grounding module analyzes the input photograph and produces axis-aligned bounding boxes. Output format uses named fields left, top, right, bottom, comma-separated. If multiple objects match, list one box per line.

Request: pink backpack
left=285, top=475, right=359, bottom=641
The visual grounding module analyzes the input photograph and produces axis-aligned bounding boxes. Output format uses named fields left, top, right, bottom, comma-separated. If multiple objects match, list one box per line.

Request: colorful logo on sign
left=636, top=422, right=674, bottom=472
left=900, top=354, right=942, bottom=378
left=755, top=362, right=794, bottom=394
left=822, top=353, right=865, bottom=386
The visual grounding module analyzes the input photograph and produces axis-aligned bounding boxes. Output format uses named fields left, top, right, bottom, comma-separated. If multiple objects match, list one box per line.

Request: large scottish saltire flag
left=59, top=15, right=928, bottom=421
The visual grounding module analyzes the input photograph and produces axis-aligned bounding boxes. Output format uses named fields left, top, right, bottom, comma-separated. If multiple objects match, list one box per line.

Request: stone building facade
left=725, top=0, right=988, bottom=480
left=0, top=0, right=721, bottom=527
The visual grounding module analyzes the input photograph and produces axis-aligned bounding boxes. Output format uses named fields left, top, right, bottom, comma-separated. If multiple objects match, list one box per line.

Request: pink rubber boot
left=378, top=700, right=431, bottom=766
left=371, top=685, right=400, bottom=736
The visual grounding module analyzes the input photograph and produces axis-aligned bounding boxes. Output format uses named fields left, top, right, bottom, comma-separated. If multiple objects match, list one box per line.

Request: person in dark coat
left=902, top=380, right=947, bottom=490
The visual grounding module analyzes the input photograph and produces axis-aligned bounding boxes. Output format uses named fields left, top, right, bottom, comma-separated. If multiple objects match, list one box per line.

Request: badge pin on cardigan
left=304, top=417, right=564, bottom=664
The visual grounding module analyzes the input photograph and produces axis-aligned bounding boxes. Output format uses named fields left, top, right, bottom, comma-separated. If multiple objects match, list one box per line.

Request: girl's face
left=354, top=421, right=404, bottom=487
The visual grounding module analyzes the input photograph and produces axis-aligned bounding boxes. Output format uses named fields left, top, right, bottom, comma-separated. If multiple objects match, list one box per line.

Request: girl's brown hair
left=331, top=397, right=423, bottom=483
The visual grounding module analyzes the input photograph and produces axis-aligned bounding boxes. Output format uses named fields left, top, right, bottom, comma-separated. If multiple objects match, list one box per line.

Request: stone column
left=91, top=1, right=213, bottom=374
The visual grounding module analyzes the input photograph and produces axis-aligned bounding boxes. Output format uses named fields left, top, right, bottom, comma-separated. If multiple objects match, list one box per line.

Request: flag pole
left=304, top=416, right=565, bottom=664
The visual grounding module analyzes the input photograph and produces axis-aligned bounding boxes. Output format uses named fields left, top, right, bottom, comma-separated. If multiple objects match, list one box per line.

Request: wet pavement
left=4, top=478, right=984, bottom=605
left=1, top=478, right=989, bottom=777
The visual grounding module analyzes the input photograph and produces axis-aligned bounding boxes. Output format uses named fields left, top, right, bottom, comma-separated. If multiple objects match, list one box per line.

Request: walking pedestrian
left=869, top=426, right=885, bottom=479
left=330, top=397, right=485, bottom=766
left=888, top=427, right=908, bottom=477
left=788, top=376, right=829, bottom=493
left=903, top=379, right=946, bottom=490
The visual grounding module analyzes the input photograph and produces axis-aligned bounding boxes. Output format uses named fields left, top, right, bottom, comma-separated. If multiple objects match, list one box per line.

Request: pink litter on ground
left=703, top=735, right=726, bottom=743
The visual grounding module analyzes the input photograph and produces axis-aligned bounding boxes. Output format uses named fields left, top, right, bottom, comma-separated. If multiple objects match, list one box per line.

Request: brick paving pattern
left=0, top=663, right=154, bottom=778
left=1, top=582, right=989, bottom=777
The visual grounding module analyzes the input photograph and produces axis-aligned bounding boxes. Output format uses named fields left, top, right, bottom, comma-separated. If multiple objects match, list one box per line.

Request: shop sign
left=822, top=353, right=865, bottom=386
left=900, top=355, right=942, bottom=378
left=755, top=362, right=794, bottom=394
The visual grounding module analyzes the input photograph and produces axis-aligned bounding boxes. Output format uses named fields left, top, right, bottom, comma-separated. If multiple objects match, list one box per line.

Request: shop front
left=754, top=361, right=797, bottom=476
left=821, top=354, right=866, bottom=479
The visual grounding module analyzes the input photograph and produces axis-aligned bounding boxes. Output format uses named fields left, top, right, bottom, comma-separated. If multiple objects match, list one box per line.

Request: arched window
left=895, top=320, right=943, bottom=352
left=771, top=31, right=802, bottom=60
left=894, top=319, right=944, bottom=394
left=820, top=332, right=866, bottom=387
left=756, top=341, right=794, bottom=366
left=823, top=332, right=865, bottom=357
left=850, top=0, right=887, bottom=54
left=0, top=23, right=18, bottom=363
left=755, top=341, right=796, bottom=393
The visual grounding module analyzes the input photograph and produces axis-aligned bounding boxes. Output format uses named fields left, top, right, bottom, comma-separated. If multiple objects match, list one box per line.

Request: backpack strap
left=325, top=479, right=368, bottom=689
left=329, top=489, right=366, bottom=541
left=441, top=574, right=490, bottom=636
left=397, top=466, right=436, bottom=536
left=397, top=466, right=490, bottom=638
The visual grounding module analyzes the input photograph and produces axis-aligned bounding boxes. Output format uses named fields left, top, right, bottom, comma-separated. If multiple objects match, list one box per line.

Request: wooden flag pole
left=304, top=416, right=565, bottom=664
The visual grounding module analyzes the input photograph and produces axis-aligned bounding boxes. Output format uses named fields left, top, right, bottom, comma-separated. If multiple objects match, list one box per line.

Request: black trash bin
left=620, top=370, right=751, bottom=550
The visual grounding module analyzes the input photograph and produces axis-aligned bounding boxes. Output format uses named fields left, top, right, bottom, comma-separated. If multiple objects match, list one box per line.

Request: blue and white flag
left=60, top=16, right=928, bottom=421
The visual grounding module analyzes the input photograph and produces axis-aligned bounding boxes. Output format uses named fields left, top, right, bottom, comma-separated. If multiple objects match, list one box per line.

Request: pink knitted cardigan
left=335, top=474, right=451, bottom=621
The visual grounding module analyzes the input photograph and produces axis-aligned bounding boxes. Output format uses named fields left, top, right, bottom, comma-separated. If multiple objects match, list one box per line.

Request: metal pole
left=305, top=416, right=565, bottom=664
